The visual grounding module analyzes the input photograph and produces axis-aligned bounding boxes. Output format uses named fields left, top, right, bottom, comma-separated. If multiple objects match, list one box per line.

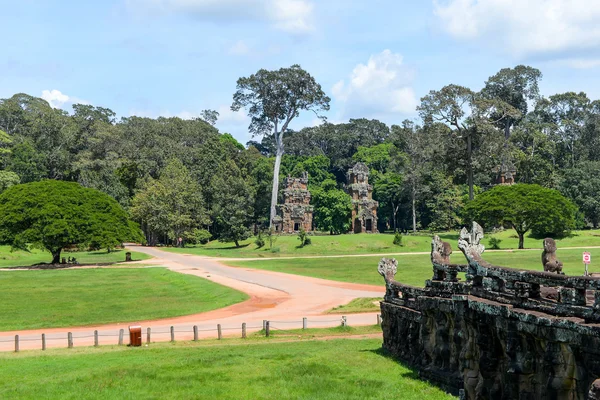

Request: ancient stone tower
left=272, top=172, right=313, bottom=234
left=347, top=163, right=378, bottom=233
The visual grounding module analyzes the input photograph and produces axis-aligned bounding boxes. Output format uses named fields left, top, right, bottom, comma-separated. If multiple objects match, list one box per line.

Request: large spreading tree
left=464, top=184, right=577, bottom=249
left=231, top=65, right=330, bottom=228
left=0, top=180, right=142, bottom=263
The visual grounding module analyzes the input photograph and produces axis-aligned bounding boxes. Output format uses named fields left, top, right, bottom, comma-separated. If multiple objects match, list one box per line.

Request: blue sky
left=3, top=0, right=600, bottom=144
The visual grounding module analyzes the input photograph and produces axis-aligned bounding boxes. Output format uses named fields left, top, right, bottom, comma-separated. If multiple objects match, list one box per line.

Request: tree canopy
left=0, top=180, right=142, bottom=263
left=464, top=184, right=577, bottom=249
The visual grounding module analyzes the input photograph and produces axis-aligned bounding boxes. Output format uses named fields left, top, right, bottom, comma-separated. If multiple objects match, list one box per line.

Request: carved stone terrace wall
left=379, top=223, right=600, bottom=400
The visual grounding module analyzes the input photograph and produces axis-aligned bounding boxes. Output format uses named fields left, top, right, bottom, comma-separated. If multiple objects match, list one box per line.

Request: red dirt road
left=0, top=246, right=384, bottom=351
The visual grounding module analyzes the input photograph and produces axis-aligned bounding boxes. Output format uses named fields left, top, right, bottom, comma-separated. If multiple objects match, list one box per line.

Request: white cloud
left=434, top=0, right=600, bottom=59
left=41, top=89, right=89, bottom=109
left=127, top=0, right=315, bottom=34
left=332, top=50, right=418, bottom=119
left=229, top=40, right=251, bottom=56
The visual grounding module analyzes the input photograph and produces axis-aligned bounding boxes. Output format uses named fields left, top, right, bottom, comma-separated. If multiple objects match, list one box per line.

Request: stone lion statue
left=542, top=238, right=563, bottom=274
left=431, top=235, right=452, bottom=265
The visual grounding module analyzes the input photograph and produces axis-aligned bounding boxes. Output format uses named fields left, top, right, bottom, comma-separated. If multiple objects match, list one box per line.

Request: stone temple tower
left=347, top=162, right=378, bottom=233
left=272, top=172, right=314, bottom=234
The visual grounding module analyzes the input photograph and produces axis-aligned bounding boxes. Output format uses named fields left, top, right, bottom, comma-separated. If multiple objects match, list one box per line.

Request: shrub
left=297, top=227, right=311, bottom=247
left=266, top=228, right=278, bottom=249
left=488, top=237, right=502, bottom=250
left=393, top=232, right=403, bottom=246
left=255, top=231, right=265, bottom=248
left=186, top=229, right=212, bottom=245
left=270, top=246, right=280, bottom=254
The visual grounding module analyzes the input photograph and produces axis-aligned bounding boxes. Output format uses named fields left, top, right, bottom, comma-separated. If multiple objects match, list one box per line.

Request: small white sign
left=584, top=252, right=592, bottom=264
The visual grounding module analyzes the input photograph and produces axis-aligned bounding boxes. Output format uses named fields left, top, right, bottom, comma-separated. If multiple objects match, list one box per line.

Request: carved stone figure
left=347, top=163, right=378, bottom=233
left=457, top=221, right=485, bottom=262
left=431, top=235, right=452, bottom=265
left=542, top=238, right=563, bottom=274
left=378, top=257, right=398, bottom=284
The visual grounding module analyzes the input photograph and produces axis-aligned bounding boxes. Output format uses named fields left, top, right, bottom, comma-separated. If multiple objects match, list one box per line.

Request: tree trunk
left=412, top=187, right=417, bottom=233
left=517, top=232, right=524, bottom=249
left=269, top=136, right=284, bottom=228
left=235, top=240, right=240, bottom=248
left=467, top=134, right=474, bottom=201
left=504, top=118, right=510, bottom=140
left=51, top=249, right=61, bottom=264
left=392, top=204, right=398, bottom=233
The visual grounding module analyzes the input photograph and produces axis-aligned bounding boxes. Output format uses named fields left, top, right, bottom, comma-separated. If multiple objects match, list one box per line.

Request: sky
left=3, top=0, right=600, bottom=144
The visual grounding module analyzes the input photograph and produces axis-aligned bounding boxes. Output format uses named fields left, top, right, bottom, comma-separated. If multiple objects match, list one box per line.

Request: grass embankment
left=0, top=337, right=454, bottom=400
left=327, top=298, right=381, bottom=314
left=0, top=246, right=151, bottom=268
left=224, top=248, right=600, bottom=287
left=0, top=268, right=248, bottom=331
left=164, top=229, right=600, bottom=258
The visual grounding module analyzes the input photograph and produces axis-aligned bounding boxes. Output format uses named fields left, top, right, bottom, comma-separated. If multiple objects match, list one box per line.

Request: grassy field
left=164, top=229, right=600, bottom=258
left=0, top=337, right=454, bottom=400
left=327, top=298, right=381, bottom=314
left=0, top=268, right=248, bottom=331
left=0, top=246, right=151, bottom=268
left=224, top=248, right=600, bottom=287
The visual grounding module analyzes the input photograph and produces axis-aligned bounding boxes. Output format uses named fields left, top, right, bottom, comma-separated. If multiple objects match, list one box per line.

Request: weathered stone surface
left=380, top=222, right=600, bottom=399
left=543, top=237, right=564, bottom=274
left=347, top=162, right=378, bottom=233
left=272, top=172, right=313, bottom=234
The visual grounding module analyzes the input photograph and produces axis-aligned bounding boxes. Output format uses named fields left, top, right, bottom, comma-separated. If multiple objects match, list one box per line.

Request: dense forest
left=1, top=65, right=599, bottom=245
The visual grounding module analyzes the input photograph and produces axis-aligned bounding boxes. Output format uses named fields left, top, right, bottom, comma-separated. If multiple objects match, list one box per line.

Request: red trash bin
left=129, top=326, right=142, bottom=347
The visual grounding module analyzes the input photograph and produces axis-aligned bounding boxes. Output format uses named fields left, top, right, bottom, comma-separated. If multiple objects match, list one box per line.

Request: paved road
left=0, top=246, right=385, bottom=352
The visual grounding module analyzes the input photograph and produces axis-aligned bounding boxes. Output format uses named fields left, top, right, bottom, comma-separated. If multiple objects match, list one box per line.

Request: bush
left=270, top=246, right=280, bottom=254
left=488, top=237, right=502, bottom=250
left=255, top=231, right=265, bottom=248
left=297, top=227, right=311, bottom=247
left=393, top=232, right=403, bottom=246
left=266, top=228, right=278, bottom=249
left=185, top=229, right=212, bottom=245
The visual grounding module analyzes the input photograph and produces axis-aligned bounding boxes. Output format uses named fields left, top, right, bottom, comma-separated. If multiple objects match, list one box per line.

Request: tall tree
left=482, top=65, right=542, bottom=140
left=231, top=65, right=330, bottom=228
left=131, top=159, right=206, bottom=246
left=418, top=85, right=519, bottom=200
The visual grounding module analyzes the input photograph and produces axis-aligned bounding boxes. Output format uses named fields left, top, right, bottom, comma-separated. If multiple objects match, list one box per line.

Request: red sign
left=583, top=252, right=591, bottom=264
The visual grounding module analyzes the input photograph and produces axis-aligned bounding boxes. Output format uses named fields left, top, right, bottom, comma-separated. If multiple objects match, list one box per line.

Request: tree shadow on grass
left=436, top=233, right=460, bottom=242
left=187, top=244, right=251, bottom=251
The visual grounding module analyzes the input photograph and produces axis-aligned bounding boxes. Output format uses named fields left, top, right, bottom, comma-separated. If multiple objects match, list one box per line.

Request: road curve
left=0, top=246, right=384, bottom=351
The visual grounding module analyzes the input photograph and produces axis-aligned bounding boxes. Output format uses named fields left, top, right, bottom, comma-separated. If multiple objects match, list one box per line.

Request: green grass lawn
left=0, top=268, right=248, bottom=331
left=0, top=338, right=454, bottom=400
left=0, top=246, right=151, bottom=268
left=224, top=248, right=600, bottom=287
left=164, top=229, right=600, bottom=258
left=327, top=298, right=381, bottom=314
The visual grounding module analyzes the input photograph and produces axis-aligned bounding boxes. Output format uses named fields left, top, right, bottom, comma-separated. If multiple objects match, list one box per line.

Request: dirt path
left=0, top=246, right=384, bottom=352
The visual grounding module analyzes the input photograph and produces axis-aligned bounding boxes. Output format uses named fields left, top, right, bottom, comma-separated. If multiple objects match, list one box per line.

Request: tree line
left=0, top=64, right=598, bottom=246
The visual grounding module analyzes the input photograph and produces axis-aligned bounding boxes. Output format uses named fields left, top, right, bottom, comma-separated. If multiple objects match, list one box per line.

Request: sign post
left=583, top=252, right=591, bottom=276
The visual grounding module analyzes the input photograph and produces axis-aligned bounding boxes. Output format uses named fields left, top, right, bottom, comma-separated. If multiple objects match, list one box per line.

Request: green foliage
left=558, top=161, right=600, bottom=228
left=255, top=231, right=265, bottom=248
left=0, top=170, right=19, bottom=193
left=311, top=179, right=353, bottom=234
left=0, top=180, right=142, bottom=263
left=352, top=143, right=394, bottom=176
left=185, top=228, right=212, bottom=245
left=488, top=237, right=502, bottom=250
left=131, top=159, right=206, bottom=246
left=464, top=184, right=577, bottom=248
left=393, top=232, right=403, bottom=246
left=212, top=161, right=254, bottom=247
left=287, top=155, right=335, bottom=187
left=266, top=227, right=278, bottom=249
left=297, top=227, right=311, bottom=247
